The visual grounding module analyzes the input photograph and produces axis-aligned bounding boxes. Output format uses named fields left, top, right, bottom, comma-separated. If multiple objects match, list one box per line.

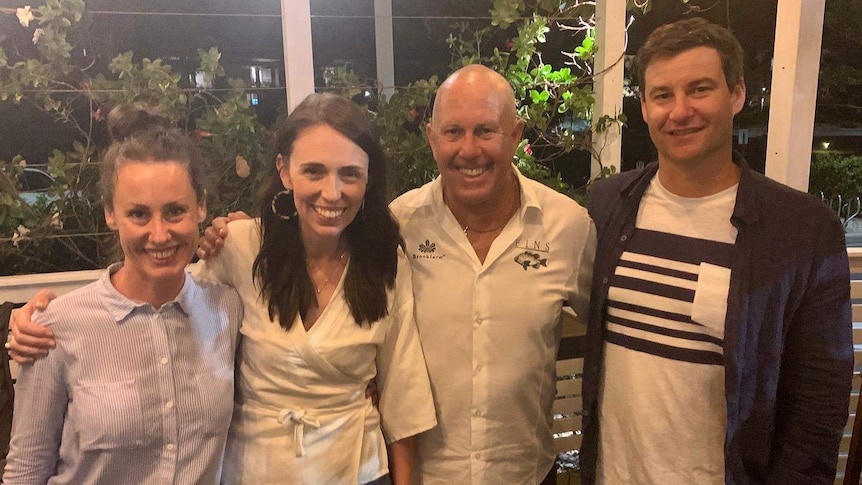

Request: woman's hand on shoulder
left=196, top=211, right=250, bottom=260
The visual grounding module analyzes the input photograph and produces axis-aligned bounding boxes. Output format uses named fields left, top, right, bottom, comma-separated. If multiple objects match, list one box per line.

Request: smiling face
left=279, top=123, right=369, bottom=245
left=640, top=46, right=745, bottom=171
left=105, top=161, right=206, bottom=301
left=426, top=67, right=524, bottom=211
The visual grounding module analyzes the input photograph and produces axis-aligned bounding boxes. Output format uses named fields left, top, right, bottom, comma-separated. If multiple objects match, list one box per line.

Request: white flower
left=16, top=6, right=35, bottom=28
left=32, top=28, right=43, bottom=45
left=50, top=212, right=63, bottom=229
left=235, top=155, right=251, bottom=178
left=12, top=225, right=30, bottom=248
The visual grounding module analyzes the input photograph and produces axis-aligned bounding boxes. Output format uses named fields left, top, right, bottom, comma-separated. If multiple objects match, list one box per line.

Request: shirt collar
left=617, top=152, right=758, bottom=226
left=729, top=153, right=760, bottom=226
left=97, top=262, right=196, bottom=323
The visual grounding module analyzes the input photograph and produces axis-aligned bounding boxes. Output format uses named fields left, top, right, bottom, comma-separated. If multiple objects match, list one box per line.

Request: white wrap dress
left=191, top=219, right=436, bottom=485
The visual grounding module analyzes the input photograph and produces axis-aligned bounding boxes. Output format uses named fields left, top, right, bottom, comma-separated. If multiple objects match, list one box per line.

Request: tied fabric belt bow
left=278, top=409, right=321, bottom=457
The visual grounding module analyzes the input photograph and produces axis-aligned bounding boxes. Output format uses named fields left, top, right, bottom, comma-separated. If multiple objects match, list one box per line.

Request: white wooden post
left=374, top=0, right=396, bottom=100
left=764, top=0, right=826, bottom=191
left=281, top=0, right=315, bottom=111
left=591, top=0, right=626, bottom=178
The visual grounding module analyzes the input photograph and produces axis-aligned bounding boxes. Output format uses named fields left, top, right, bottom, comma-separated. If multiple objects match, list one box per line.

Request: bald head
left=424, top=64, right=524, bottom=212
left=432, top=65, right=518, bottom=128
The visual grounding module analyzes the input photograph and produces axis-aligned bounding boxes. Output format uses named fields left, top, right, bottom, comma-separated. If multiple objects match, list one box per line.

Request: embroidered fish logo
left=514, top=251, right=547, bottom=270
left=419, top=239, right=436, bottom=253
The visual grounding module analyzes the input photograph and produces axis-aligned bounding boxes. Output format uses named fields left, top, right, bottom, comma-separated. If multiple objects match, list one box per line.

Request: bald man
left=390, top=65, right=595, bottom=484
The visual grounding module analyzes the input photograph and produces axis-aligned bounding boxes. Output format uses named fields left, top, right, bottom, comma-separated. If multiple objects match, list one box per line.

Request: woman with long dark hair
left=192, top=93, right=435, bottom=485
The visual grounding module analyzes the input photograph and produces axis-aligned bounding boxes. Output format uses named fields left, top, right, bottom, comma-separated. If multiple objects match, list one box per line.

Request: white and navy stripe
left=604, top=228, right=732, bottom=366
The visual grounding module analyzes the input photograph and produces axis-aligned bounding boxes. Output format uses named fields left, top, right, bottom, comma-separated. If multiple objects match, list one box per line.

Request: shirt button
left=474, top=453, right=481, bottom=460
left=475, top=317, right=482, bottom=325
left=620, top=235, right=628, bottom=241
left=166, top=443, right=175, bottom=451
left=602, top=277, right=609, bottom=284
left=166, top=401, right=174, bottom=409
left=159, top=357, right=168, bottom=365
left=474, top=409, right=482, bottom=417
left=475, top=364, right=482, bottom=372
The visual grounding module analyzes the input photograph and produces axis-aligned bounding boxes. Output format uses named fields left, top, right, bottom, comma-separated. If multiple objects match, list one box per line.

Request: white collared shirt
left=391, top=167, right=596, bottom=485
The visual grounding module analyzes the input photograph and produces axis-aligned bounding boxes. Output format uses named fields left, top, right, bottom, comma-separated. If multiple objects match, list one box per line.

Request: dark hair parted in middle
left=253, top=93, right=403, bottom=328
left=636, top=17, right=745, bottom=96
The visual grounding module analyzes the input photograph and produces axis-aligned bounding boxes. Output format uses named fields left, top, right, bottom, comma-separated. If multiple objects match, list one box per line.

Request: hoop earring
left=271, top=189, right=297, bottom=220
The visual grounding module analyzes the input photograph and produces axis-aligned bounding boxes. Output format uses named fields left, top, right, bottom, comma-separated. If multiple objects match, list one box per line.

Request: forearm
left=388, top=436, right=415, bottom=485
left=4, top=357, right=66, bottom=484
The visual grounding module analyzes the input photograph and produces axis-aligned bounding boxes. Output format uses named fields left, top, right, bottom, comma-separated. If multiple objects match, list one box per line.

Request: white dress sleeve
left=375, top=250, right=437, bottom=444
left=188, top=219, right=259, bottom=288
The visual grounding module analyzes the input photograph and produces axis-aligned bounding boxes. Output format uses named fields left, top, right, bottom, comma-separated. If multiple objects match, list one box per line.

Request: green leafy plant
left=0, top=1, right=268, bottom=275
left=1, top=0, right=673, bottom=275
left=809, top=153, right=862, bottom=202
left=443, top=0, right=645, bottom=197
left=327, top=1, right=649, bottom=201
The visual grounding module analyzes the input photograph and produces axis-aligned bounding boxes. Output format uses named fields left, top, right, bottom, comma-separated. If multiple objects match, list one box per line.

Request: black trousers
left=540, top=461, right=558, bottom=485
left=364, top=474, right=392, bottom=485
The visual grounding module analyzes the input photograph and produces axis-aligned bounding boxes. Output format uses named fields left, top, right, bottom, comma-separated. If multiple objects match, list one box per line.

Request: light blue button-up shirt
left=4, top=263, right=242, bottom=485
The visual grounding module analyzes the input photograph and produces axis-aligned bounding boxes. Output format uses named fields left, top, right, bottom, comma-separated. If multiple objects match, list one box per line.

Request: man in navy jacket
left=580, top=17, right=852, bottom=484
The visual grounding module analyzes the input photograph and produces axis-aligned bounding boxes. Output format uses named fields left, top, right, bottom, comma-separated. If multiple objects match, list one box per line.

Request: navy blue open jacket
left=580, top=157, right=853, bottom=485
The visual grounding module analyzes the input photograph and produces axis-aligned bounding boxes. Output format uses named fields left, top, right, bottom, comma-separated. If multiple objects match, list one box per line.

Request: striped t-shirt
left=597, top=176, right=738, bottom=485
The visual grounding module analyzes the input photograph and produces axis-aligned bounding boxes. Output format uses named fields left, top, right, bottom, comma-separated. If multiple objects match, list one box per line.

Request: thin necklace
left=463, top=219, right=510, bottom=234
left=310, top=249, right=347, bottom=294
left=462, top=177, right=520, bottom=235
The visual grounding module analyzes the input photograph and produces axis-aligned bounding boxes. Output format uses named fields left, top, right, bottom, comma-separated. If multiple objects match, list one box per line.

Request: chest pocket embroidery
left=514, top=251, right=548, bottom=270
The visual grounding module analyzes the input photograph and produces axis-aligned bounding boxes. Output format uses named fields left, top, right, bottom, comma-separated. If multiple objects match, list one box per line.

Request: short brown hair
left=636, top=17, right=744, bottom=96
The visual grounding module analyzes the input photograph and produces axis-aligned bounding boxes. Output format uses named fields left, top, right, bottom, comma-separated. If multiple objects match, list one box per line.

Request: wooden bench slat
left=553, top=396, right=582, bottom=416
left=553, top=415, right=583, bottom=435
left=841, top=430, right=853, bottom=453
left=556, top=378, right=582, bottom=398
left=560, top=306, right=586, bottom=339
left=553, top=433, right=582, bottom=454
left=556, top=358, right=583, bottom=377
left=854, top=323, right=862, bottom=348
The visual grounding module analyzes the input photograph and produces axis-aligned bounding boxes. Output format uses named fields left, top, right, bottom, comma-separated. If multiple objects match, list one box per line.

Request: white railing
left=850, top=247, right=862, bottom=274
left=1, top=269, right=101, bottom=304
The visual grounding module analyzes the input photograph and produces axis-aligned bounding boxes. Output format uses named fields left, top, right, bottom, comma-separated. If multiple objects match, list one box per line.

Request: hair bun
left=106, top=103, right=170, bottom=141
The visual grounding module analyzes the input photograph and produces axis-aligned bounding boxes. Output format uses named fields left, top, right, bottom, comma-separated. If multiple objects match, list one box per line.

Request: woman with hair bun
left=3, top=104, right=243, bottom=485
